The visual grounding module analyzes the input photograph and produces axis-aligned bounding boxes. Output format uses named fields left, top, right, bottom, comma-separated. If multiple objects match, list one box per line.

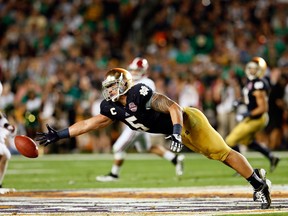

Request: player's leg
left=149, top=144, right=185, bottom=176
left=137, top=133, right=185, bottom=176
left=225, top=121, right=251, bottom=176
left=225, top=119, right=254, bottom=149
left=269, top=128, right=282, bottom=150
left=96, top=126, right=138, bottom=182
left=224, top=149, right=271, bottom=209
left=182, top=107, right=271, bottom=209
left=227, top=114, right=280, bottom=172
left=249, top=141, right=280, bottom=172
left=0, top=145, right=11, bottom=188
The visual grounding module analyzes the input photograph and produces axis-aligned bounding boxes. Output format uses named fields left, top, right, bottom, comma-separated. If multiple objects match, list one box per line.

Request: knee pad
left=114, top=152, right=126, bottom=160
left=0, top=145, right=11, bottom=160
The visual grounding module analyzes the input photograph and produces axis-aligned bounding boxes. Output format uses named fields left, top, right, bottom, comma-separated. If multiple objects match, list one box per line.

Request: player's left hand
left=36, top=124, right=60, bottom=146
left=166, top=134, right=183, bottom=153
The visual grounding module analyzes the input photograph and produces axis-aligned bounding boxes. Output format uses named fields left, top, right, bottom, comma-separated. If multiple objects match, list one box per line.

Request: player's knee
left=206, top=148, right=231, bottom=162
left=225, top=136, right=236, bottom=148
left=112, top=144, right=122, bottom=154
left=1, top=151, right=11, bottom=161
left=0, top=146, right=11, bottom=160
left=5, top=153, right=11, bottom=161
left=114, top=152, right=126, bottom=160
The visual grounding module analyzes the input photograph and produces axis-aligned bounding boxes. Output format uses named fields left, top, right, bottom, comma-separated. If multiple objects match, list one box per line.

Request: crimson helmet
left=102, top=68, right=133, bottom=102
left=128, top=57, right=149, bottom=81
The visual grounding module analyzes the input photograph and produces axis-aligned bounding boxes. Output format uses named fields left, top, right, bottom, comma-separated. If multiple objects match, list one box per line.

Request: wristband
left=173, top=124, right=182, bottom=134
left=57, top=128, right=70, bottom=139
left=244, top=111, right=251, bottom=118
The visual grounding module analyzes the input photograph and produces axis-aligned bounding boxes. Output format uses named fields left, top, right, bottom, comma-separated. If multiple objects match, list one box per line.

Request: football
left=14, top=135, right=39, bottom=158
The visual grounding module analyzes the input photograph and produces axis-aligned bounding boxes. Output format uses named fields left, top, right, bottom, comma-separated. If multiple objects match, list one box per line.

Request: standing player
left=0, top=112, right=16, bottom=188
left=96, top=58, right=184, bottom=182
left=37, top=68, right=272, bottom=209
left=226, top=57, right=280, bottom=172
left=0, top=81, right=16, bottom=188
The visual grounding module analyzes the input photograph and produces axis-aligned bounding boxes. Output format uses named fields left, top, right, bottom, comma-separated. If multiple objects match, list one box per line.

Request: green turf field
left=5, top=151, right=287, bottom=190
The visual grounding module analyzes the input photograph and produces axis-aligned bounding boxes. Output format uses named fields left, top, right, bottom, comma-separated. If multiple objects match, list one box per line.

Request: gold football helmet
left=245, top=57, right=267, bottom=80
left=102, top=68, right=133, bottom=102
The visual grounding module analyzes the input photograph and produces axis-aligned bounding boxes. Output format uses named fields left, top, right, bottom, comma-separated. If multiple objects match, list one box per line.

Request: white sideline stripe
left=0, top=188, right=15, bottom=194
left=7, top=169, right=55, bottom=174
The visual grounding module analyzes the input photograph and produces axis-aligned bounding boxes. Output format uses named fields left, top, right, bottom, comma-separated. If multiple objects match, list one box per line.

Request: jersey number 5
left=126, top=116, right=149, bottom=131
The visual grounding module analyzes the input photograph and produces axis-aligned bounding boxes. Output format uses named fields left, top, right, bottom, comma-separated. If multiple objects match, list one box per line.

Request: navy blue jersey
left=243, top=78, right=269, bottom=112
left=100, top=83, right=173, bottom=134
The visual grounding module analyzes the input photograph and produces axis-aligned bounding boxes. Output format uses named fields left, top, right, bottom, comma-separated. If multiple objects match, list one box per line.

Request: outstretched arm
left=69, top=114, right=113, bottom=137
left=36, top=114, right=113, bottom=146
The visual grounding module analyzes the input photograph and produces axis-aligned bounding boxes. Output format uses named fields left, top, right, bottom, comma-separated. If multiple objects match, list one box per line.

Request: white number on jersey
left=126, top=116, right=149, bottom=131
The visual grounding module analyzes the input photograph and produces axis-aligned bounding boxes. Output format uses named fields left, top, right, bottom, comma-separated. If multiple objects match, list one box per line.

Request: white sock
left=163, top=151, right=175, bottom=161
left=111, top=164, right=121, bottom=176
left=0, top=160, right=8, bottom=185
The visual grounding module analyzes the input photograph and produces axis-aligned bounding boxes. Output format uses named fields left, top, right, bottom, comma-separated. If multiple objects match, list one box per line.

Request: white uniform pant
left=113, top=126, right=152, bottom=160
left=0, top=143, right=11, bottom=160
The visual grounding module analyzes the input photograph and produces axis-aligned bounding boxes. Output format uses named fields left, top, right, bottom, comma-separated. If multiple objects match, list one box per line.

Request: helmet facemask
left=102, top=69, right=133, bottom=102
left=245, top=57, right=267, bottom=80
left=130, top=70, right=145, bottom=81
left=245, top=61, right=259, bottom=80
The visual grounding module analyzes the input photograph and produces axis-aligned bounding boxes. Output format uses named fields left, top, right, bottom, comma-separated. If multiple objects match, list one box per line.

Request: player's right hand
left=166, top=134, right=183, bottom=153
left=232, top=100, right=242, bottom=110
left=236, top=111, right=250, bottom=122
left=36, top=124, right=60, bottom=146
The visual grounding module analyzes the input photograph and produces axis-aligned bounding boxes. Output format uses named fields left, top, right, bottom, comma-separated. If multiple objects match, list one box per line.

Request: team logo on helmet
left=102, top=68, right=133, bottom=102
left=128, top=57, right=149, bottom=81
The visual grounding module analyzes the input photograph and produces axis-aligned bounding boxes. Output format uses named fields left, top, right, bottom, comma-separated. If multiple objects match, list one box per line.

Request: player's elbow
left=169, top=103, right=183, bottom=113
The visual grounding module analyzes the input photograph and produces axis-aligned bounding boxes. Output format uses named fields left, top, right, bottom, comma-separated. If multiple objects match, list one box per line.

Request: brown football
left=14, top=135, right=39, bottom=158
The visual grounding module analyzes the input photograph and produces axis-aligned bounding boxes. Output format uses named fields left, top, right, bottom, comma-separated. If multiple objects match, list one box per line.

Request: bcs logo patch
left=129, top=102, right=138, bottom=112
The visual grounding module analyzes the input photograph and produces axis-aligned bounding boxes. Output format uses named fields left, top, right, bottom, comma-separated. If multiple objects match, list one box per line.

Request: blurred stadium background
left=0, top=0, right=288, bottom=155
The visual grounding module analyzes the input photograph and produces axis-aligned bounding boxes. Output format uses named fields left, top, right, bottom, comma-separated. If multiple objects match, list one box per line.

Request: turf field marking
left=7, top=169, right=56, bottom=174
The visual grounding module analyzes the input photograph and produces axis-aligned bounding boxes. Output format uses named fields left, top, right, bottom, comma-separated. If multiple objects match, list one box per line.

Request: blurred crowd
left=0, top=0, right=288, bottom=154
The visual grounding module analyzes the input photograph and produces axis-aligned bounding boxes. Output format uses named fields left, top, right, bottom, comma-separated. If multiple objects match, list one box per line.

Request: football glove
left=236, top=112, right=250, bottom=122
left=232, top=100, right=241, bottom=109
left=166, top=134, right=183, bottom=153
left=232, top=100, right=246, bottom=111
left=36, top=124, right=68, bottom=146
